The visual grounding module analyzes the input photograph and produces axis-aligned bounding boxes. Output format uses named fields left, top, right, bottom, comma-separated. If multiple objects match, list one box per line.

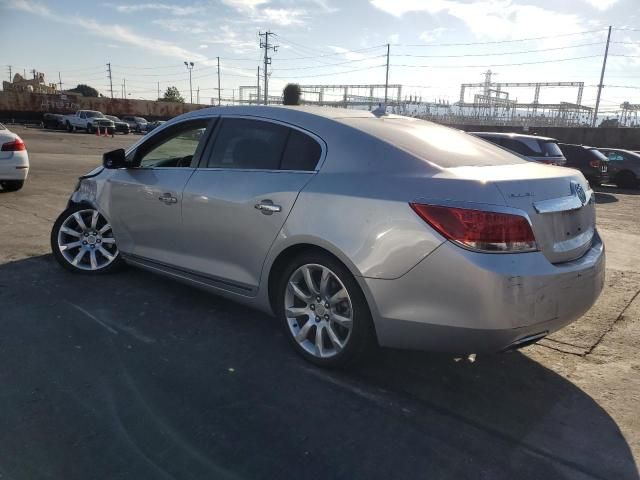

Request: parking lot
left=1, top=126, right=639, bottom=479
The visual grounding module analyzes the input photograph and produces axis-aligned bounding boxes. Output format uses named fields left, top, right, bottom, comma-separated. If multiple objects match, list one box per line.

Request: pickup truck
left=63, top=110, right=115, bottom=134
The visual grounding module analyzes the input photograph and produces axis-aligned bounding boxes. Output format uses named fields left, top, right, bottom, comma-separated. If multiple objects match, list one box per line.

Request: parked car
left=597, top=148, right=640, bottom=189
left=42, top=113, right=66, bottom=130
left=145, top=120, right=166, bottom=133
left=470, top=132, right=567, bottom=166
left=50, top=107, right=605, bottom=368
left=558, top=143, right=609, bottom=186
left=0, top=122, right=29, bottom=192
left=121, top=116, right=148, bottom=133
left=105, top=115, right=130, bottom=135
left=63, top=110, right=115, bottom=134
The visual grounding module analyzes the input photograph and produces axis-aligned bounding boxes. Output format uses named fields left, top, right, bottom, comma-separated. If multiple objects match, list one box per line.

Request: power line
left=274, top=54, right=386, bottom=71
left=400, top=28, right=606, bottom=47
left=392, top=42, right=604, bottom=58
left=275, top=45, right=387, bottom=61
left=392, top=54, right=602, bottom=69
left=271, top=64, right=386, bottom=79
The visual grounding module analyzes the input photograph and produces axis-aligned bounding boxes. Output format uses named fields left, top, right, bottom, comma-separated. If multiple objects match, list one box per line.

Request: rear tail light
left=410, top=203, right=537, bottom=253
left=589, top=160, right=600, bottom=168
left=1, top=138, right=26, bottom=151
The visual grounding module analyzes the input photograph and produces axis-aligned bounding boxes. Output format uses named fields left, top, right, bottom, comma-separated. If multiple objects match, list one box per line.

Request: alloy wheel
left=284, top=264, right=353, bottom=359
left=56, top=209, right=118, bottom=271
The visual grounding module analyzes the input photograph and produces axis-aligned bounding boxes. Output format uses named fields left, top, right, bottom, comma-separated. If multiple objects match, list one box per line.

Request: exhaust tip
left=502, top=331, right=548, bottom=352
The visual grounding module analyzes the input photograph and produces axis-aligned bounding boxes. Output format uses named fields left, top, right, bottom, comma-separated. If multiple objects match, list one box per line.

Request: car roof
left=558, top=143, right=598, bottom=149
left=470, top=131, right=558, bottom=142
left=182, top=105, right=385, bottom=122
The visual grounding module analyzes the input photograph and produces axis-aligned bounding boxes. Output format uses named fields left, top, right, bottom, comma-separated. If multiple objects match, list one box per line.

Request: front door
left=106, top=118, right=213, bottom=264
left=180, top=117, right=324, bottom=294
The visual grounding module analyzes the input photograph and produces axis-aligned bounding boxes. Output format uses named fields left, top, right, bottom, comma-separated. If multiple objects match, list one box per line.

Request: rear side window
left=208, top=118, right=289, bottom=169
left=501, top=138, right=533, bottom=156
left=281, top=129, right=322, bottom=171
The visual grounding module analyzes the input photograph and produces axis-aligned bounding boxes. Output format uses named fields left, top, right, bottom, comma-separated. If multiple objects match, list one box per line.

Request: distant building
left=2, top=72, right=57, bottom=94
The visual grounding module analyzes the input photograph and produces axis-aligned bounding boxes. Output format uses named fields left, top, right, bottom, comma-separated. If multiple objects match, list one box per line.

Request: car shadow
left=0, top=255, right=637, bottom=480
left=594, top=191, right=619, bottom=204
left=597, top=184, right=640, bottom=196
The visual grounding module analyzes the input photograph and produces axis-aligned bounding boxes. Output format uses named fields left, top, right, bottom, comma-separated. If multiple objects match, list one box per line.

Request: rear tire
left=276, top=251, right=375, bottom=368
left=616, top=171, right=637, bottom=189
left=0, top=180, right=24, bottom=192
left=51, top=204, right=124, bottom=275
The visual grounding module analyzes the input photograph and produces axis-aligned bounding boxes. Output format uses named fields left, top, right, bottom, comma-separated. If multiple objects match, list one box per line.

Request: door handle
left=254, top=200, right=282, bottom=215
left=158, top=193, right=178, bottom=204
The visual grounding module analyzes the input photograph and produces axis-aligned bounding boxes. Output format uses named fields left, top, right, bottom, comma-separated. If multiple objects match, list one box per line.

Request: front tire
left=0, top=180, right=24, bottom=192
left=276, top=252, right=375, bottom=368
left=51, top=204, right=124, bottom=274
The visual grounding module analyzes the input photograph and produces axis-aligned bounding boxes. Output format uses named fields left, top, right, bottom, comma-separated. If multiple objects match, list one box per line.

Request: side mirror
left=103, top=148, right=127, bottom=169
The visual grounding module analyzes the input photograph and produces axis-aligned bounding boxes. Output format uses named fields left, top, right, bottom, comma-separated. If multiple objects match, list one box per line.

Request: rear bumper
left=0, top=152, right=29, bottom=181
left=364, top=232, right=605, bottom=353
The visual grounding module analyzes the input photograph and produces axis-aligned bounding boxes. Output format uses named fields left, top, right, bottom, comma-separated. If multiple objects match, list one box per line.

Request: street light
left=184, top=61, right=194, bottom=104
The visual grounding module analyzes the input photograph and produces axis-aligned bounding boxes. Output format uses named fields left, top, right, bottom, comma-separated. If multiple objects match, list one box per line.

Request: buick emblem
left=571, top=181, right=587, bottom=205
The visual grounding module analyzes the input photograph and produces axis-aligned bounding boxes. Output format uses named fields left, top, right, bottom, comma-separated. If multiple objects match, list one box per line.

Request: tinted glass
left=588, top=149, right=608, bottom=162
left=281, top=130, right=322, bottom=171
left=86, top=111, right=103, bottom=118
left=541, top=141, right=563, bottom=157
left=138, top=121, right=208, bottom=168
left=207, top=118, right=288, bottom=170
left=501, top=138, right=532, bottom=156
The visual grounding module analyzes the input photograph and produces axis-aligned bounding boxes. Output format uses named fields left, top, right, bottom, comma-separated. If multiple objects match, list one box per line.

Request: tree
left=68, top=84, right=99, bottom=97
left=283, top=83, right=301, bottom=105
left=159, top=86, right=185, bottom=103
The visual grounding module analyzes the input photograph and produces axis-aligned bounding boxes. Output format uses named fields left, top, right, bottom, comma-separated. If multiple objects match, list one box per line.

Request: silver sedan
left=51, top=106, right=605, bottom=367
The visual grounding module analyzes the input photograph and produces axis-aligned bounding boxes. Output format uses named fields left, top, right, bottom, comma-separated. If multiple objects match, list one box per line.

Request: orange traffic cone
left=102, top=127, right=108, bottom=137
left=95, top=126, right=100, bottom=136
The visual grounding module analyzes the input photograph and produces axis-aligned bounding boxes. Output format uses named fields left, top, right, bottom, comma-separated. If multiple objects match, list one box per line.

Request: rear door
left=179, top=117, right=324, bottom=294
left=106, top=118, right=214, bottom=264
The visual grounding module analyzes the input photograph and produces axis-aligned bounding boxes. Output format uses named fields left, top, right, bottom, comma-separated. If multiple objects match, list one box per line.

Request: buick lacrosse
left=51, top=106, right=605, bottom=367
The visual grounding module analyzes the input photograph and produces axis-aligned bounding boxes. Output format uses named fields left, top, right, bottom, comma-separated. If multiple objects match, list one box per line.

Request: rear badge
left=571, top=181, right=587, bottom=205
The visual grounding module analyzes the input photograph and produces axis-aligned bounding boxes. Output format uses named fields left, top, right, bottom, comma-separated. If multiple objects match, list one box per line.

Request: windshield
left=105, top=115, right=118, bottom=121
left=135, top=117, right=147, bottom=123
left=86, top=111, right=104, bottom=118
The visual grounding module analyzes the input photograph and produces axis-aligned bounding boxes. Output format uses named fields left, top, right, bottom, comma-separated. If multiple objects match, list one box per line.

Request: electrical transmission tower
left=259, top=31, right=278, bottom=105
left=107, top=63, right=113, bottom=99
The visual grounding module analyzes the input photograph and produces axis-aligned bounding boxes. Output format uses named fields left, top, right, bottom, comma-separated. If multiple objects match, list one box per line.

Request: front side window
left=207, top=118, right=289, bottom=170
left=137, top=121, right=208, bottom=168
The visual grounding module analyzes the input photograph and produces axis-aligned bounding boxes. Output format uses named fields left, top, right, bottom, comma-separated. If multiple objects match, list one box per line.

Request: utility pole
left=216, top=56, right=221, bottom=106
left=257, top=66, right=260, bottom=104
left=184, top=61, right=194, bottom=103
left=384, top=43, right=390, bottom=105
left=107, top=63, right=113, bottom=99
left=31, top=69, right=37, bottom=80
left=197, top=86, right=200, bottom=104
left=157, top=82, right=160, bottom=100
left=593, top=25, right=612, bottom=128
left=123, top=78, right=127, bottom=99
left=7, top=65, right=12, bottom=82
left=58, top=72, right=62, bottom=91
left=259, top=31, right=278, bottom=105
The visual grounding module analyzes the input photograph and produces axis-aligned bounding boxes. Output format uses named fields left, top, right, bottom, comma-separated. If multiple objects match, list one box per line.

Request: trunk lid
left=448, top=163, right=595, bottom=264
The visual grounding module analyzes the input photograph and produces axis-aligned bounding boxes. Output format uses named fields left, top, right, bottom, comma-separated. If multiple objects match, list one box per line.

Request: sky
left=1, top=0, right=639, bottom=113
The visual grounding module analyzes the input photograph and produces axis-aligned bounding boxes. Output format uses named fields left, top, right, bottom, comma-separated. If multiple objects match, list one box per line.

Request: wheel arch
left=265, top=240, right=379, bottom=343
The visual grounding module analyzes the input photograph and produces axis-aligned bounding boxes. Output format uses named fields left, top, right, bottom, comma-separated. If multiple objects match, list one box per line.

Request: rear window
left=541, top=141, right=563, bottom=157
left=588, top=149, right=608, bottom=162
left=341, top=118, right=525, bottom=168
